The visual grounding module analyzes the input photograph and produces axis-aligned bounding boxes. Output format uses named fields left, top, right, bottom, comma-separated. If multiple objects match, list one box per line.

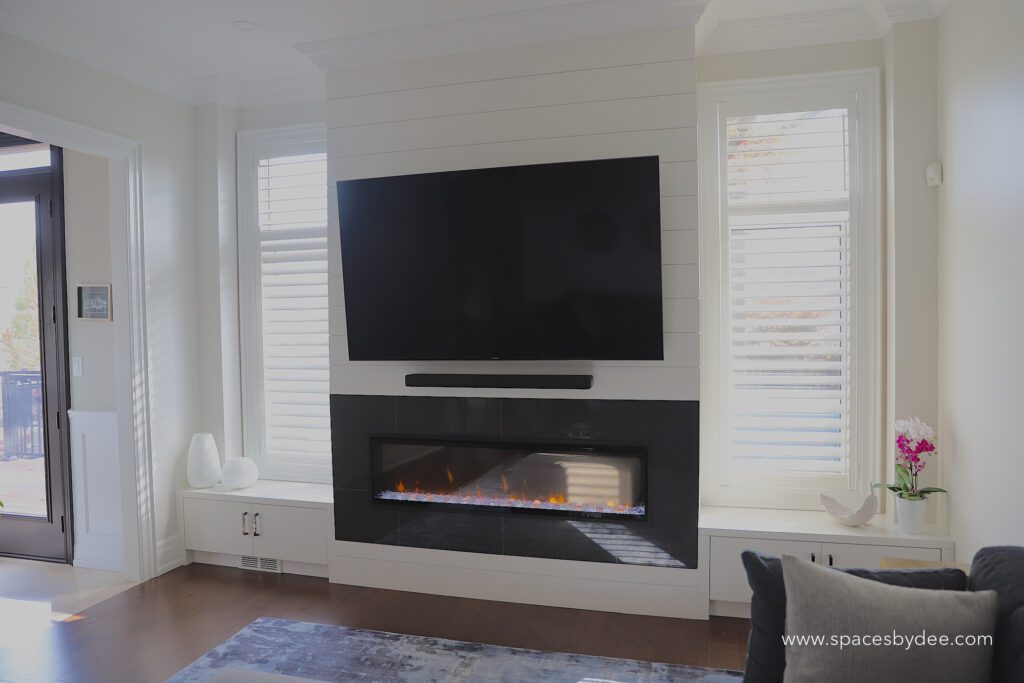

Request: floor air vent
left=240, top=556, right=282, bottom=573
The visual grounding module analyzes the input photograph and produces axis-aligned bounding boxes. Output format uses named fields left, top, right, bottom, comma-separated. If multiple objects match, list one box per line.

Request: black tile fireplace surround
left=331, top=395, right=698, bottom=569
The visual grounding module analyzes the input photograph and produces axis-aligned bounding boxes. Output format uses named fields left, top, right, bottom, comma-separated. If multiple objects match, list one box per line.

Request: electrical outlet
left=72, top=356, right=83, bottom=377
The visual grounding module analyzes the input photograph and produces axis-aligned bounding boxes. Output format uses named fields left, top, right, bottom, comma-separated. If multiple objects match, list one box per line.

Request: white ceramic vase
left=221, top=457, right=259, bottom=489
left=186, top=433, right=221, bottom=488
left=895, top=497, right=926, bottom=534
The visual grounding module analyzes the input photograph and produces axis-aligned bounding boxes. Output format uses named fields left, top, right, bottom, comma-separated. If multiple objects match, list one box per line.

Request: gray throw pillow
left=781, top=554, right=998, bottom=683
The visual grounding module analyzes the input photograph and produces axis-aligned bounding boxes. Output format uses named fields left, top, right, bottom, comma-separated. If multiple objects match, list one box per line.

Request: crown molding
left=698, top=0, right=949, bottom=57
left=296, top=0, right=710, bottom=71
left=880, top=0, right=950, bottom=22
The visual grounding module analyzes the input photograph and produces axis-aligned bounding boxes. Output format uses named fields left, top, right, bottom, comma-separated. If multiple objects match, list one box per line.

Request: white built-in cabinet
left=701, top=506, right=955, bottom=614
left=709, top=536, right=944, bottom=603
left=179, top=482, right=332, bottom=575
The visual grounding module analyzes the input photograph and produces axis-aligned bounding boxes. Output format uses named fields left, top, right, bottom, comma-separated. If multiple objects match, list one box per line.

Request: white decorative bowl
left=820, top=491, right=878, bottom=527
left=221, top=457, right=259, bottom=489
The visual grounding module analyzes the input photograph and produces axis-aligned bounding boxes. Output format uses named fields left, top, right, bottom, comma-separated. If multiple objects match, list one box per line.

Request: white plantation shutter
left=239, top=127, right=331, bottom=483
left=700, top=73, right=881, bottom=508
left=725, top=109, right=851, bottom=477
left=257, top=153, right=330, bottom=474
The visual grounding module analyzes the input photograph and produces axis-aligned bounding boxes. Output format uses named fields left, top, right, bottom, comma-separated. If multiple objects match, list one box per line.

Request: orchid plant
left=875, top=418, right=946, bottom=501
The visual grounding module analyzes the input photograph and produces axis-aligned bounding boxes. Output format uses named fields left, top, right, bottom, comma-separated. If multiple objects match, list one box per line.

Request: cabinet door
left=710, top=537, right=822, bottom=603
left=821, top=542, right=941, bottom=569
left=252, top=505, right=328, bottom=565
left=183, top=498, right=253, bottom=556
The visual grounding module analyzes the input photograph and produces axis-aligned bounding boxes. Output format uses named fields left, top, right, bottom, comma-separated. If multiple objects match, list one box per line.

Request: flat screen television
left=336, top=156, right=663, bottom=361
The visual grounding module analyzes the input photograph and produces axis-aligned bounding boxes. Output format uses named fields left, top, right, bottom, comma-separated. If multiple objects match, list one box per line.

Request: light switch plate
left=72, top=356, right=83, bottom=377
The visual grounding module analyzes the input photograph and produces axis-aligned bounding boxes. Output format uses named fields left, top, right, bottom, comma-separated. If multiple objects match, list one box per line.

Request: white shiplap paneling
left=327, top=26, right=698, bottom=401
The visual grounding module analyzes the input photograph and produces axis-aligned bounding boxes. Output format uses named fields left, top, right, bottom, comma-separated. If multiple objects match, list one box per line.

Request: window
left=699, top=71, right=882, bottom=509
left=238, top=125, right=330, bottom=482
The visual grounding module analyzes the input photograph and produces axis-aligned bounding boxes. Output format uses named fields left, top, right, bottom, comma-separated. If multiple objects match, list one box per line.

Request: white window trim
left=698, top=69, right=883, bottom=509
left=237, top=123, right=329, bottom=483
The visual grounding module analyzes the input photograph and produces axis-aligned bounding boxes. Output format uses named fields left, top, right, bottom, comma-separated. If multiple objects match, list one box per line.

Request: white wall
left=883, top=20, right=941, bottom=522
left=64, top=149, right=115, bottom=412
left=238, top=100, right=326, bottom=132
left=327, top=28, right=699, bottom=401
left=194, top=104, right=242, bottom=462
left=698, top=39, right=884, bottom=81
left=937, top=0, right=1024, bottom=558
left=0, top=30, right=198, bottom=572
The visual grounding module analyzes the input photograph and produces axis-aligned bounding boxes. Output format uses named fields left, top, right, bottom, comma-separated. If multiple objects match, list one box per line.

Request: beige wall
left=937, top=0, right=1024, bottom=558
left=64, top=149, right=115, bottom=412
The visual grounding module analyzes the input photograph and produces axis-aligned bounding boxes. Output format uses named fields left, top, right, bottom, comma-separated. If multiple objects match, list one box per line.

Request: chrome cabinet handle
left=242, top=511, right=249, bottom=536
left=253, top=512, right=260, bottom=537
left=811, top=552, right=816, bottom=563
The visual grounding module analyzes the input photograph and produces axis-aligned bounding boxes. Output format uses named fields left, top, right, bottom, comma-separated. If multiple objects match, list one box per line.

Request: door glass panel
left=0, top=201, right=46, bottom=517
left=0, top=143, right=51, bottom=172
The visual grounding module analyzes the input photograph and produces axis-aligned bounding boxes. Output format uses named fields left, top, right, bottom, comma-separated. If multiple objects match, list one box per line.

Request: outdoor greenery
left=1, top=258, right=41, bottom=372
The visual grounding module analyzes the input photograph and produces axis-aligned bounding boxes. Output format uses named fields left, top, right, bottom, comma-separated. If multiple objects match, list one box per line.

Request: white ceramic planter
left=895, top=496, right=927, bottom=534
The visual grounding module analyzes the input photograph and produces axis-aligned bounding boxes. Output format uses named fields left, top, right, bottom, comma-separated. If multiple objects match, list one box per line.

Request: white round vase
left=221, top=457, right=259, bottom=489
left=895, top=497, right=926, bottom=534
left=186, top=433, right=221, bottom=488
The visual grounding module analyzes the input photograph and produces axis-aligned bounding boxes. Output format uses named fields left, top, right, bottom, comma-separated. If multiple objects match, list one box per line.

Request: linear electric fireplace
left=371, top=437, right=646, bottom=519
left=331, top=395, right=699, bottom=568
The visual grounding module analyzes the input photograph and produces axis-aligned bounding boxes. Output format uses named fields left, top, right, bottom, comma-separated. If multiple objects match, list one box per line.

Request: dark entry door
left=0, top=141, right=72, bottom=562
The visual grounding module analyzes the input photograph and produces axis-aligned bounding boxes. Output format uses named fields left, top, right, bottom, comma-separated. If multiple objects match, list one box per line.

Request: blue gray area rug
left=168, top=617, right=737, bottom=682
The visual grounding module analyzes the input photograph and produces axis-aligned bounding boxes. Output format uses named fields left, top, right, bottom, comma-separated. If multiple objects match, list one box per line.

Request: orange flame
left=396, top=481, right=406, bottom=493
left=500, top=475, right=510, bottom=493
left=446, top=465, right=454, bottom=484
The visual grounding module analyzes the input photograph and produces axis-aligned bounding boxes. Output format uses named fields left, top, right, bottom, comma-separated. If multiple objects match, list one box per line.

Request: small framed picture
left=77, top=284, right=112, bottom=321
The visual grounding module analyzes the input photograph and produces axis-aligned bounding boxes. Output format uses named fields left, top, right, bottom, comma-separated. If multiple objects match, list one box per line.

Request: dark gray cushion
left=740, top=550, right=968, bottom=683
left=783, top=555, right=997, bottom=682
left=970, top=546, right=1024, bottom=682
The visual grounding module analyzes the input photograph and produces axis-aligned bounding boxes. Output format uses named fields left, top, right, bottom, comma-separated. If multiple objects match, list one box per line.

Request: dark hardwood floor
left=0, top=563, right=749, bottom=682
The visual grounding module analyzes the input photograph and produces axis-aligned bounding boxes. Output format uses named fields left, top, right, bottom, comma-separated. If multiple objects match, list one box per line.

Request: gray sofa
left=706, top=545, right=1024, bottom=682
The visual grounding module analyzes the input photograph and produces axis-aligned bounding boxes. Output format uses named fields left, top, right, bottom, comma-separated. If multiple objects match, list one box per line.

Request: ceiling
left=0, top=0, right=948, bottom=108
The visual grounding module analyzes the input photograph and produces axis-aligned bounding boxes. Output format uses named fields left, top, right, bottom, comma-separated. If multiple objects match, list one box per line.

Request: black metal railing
left=0, top=370, right=45, bottom=460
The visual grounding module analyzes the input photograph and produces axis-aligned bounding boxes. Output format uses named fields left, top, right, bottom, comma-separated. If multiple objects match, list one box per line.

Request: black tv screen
left=337, top=156, right=663, bottom=361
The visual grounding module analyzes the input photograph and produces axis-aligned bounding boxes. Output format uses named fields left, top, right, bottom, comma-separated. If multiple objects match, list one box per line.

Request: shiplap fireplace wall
left=319, top=26, right=700, bottom=401
left=307, top=23, right=706, bottom=617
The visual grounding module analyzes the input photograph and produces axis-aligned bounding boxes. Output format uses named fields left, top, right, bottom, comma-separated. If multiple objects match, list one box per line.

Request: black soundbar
left=405, top=374, right=593, bottom=390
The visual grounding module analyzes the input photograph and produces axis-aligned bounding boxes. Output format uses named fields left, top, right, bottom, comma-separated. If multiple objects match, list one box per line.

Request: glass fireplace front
left=370, top=437, right=646, bottom=518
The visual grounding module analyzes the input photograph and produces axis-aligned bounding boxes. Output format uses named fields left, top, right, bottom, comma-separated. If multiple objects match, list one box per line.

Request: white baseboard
left=156, top=534, right=185, bottom=575
left=74, top=534, right=125, bottom=572
left=191, top=550, right=329, bottom=578
left=330, top=539, right=710, bottom=619
left=710, top=599, right=751, bottom=618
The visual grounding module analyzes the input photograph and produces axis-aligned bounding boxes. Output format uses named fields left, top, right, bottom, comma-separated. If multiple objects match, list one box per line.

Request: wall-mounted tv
left=337, top=156, right=663, bottom=361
